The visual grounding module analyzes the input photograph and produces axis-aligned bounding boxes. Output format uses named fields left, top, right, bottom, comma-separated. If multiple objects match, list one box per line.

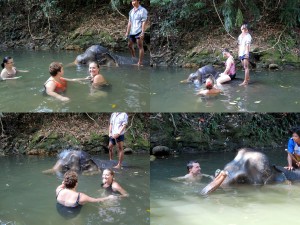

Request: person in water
left=1, top=56, right=29, bottom=80
left=88, top=61, right=109, bottom=89
left=101, top=169, right=128, bottom=197
left=285, top=126, right=300, bottom=171
left=216, top=48, right=236, bottom=85
left=197, top=75, right=221, bottom=96
left=172, top=160, right=213, bottom=182
left=56, top=171, right=115, bottom=219
left=44, top=62, right=87, bottom=102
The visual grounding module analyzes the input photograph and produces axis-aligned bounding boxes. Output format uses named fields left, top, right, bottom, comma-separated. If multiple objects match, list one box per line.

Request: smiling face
left=89, top=62, right=100, bottom=77
left=102, top=169, right=114, bottom=184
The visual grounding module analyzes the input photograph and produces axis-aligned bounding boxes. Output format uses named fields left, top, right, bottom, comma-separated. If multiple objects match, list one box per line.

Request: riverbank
left=150, top=24, right=300, bottom=69
left=150, top=113, right=299, bottom=156
left=0, top=113, right=150, bottom=156
left=0, top=2, right=150, bottom=52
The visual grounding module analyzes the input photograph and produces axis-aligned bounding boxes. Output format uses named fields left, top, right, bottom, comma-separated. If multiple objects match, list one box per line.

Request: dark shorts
left=229, top=73, right=236, bottom=80
left=239, top=54, right=250, bottom=61
left=129, top=32, right=141, bottom=43
left=109, top=134, right=125, bottom=145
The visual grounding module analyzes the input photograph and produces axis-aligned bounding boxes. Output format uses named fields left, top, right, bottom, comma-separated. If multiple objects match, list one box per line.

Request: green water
left=150, top=67, right=300, bottom=112
left=150, top=150, right=300, bottom=225
left=0, top=154, right=149, bottom=225
left=0, top=50, right=150, bottom=112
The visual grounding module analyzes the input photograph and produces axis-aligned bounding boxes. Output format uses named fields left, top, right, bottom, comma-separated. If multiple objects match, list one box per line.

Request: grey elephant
left=181, top=65, right=220, bottom=84
left=201, top=148, right=299, bottom=195
left=75, top=45, right=140, bottom=66
left=43, top=149, right=118, bottom=176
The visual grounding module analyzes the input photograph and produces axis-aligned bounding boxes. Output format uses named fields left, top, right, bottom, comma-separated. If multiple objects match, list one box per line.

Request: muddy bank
left=0, top=113, right=150, bottom=156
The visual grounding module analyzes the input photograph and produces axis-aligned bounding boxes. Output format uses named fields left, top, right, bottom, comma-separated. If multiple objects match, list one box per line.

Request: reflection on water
left=150, top=67, right=300, bottom=112
left=150, top=150, right=300, bottom=225
left=0, top=154, right=149, bottom=225
left=0, top=50, right=150, bottom=112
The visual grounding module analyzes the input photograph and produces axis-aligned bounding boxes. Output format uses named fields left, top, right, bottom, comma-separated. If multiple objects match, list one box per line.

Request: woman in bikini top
left=101, top=169, right=128, bottom=197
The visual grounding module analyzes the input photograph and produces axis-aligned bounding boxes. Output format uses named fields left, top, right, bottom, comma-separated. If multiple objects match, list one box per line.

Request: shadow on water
left=0, top=50, right=150, bottom=112
left=150, top=67, right=300, bottom=112
left=0, top=154, right=149, bottom=225
left=150, top=150, right=300, bottom=225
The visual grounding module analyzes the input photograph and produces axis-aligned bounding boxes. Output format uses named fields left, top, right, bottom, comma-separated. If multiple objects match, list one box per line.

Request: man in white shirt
left=238, top=24, right=252, bottom=86
left=108, top=112, right=128, bottom=169
left=125, top=0, right=148, bottom=66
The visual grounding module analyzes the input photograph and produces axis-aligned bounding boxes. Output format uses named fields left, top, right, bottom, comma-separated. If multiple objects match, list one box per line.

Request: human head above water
left=49, top=62, right=63, bottom=76
left=205, top=75, right=215, bottom=90
left=1, top=56, right=13, bottom=69
left=63, top=171, right=78, bottom=189
left=103, top=168, right=115, bottom=177
left=89, top=61, right=100, bottom=69
left=186, top=160, right=199, bottom=172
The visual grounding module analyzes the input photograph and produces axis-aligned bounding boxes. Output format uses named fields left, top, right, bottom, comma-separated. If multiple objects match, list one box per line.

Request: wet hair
left=63, top=171, right=78, bottom=189
left=1, top=56, right=12, bottom=69
left=205, top=75, right=215, bottom=90
left=291, top=126, right=300, bottom=137
left=49, top=62, right=63, bottom=76
left=103, top=168, right=115, bottom=177
left=89, top=61, right=100, bottom=69
left=186, top=160, right=199, bottom=172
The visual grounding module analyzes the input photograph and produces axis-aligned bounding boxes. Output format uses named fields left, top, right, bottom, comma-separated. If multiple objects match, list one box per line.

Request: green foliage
left=279, top=0, right=300, bottom=27
left=222, top=0, right=235, bottom=32
left=235, top=8, right=243, bottom=27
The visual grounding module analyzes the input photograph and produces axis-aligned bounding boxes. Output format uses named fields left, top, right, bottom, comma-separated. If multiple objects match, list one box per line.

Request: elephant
left=42, top=149, right=118, bottom=176
left=180, top=65, right=220, bottom=85
left=200, top=148, right=299, bottom=195
left=74, top=45, right=142, bottom=66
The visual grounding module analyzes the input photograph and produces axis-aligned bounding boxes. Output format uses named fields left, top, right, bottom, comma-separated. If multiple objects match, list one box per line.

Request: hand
left=112, top=133, right=119, bottom=139
left=284, top=166, right=294, bottom=171
left=139, top=32, right=145, bottom=40
left=60, top=96, right=70, bottom=102
left=107, top=195, right=118, bottom=200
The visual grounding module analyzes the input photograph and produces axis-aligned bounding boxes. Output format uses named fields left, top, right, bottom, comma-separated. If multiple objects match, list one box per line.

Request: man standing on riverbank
left=238, top=23, right=252, bottom=86
left=108, top=112, right=128, bottom=169
left=125, top=0, right=148, bottom=66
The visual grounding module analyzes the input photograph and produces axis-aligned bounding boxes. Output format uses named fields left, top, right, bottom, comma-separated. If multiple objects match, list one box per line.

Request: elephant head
left=75, top=45, right=111, bottom=65
left=201, top=148, right=273, bottom=195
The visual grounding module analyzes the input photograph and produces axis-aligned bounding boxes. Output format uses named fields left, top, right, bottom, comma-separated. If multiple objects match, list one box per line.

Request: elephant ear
left=99, top=53, right=119, bottom=67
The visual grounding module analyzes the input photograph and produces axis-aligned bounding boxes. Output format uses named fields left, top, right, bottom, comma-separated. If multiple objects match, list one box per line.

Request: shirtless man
left=172, top=160, right=213, bottom=182
left=238, top=23, right=252, bottom=86
left=198, top=76, right=222, bottom=96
